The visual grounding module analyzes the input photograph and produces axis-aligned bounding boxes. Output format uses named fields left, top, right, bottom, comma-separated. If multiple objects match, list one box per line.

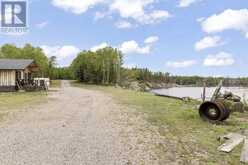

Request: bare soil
left=0, top=81, right=164, bottom=165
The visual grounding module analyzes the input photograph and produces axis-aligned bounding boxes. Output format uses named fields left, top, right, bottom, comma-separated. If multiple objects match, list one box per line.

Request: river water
left=152, top=87, right=248, bottom=100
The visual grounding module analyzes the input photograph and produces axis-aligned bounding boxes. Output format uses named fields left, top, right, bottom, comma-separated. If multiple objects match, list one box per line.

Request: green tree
left=0, top=44, right=50, bottom=77
left=48, top=56, right=57, bottom=79
left=71, top=47, right=122, bottom=85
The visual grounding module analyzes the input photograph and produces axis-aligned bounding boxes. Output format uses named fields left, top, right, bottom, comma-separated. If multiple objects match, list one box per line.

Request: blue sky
left=1, top=0, right=248, bottom=77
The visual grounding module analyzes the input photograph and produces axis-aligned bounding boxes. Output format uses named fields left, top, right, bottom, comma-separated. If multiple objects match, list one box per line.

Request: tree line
left=170, top=76, right=248, bottom=87
left=0, top=44, right=50, bottom=77
left=71, top=47, right=122, bottom=84
left=0, top=44, right=72, bottom=80
left=1, top=43, right=248, bottom=87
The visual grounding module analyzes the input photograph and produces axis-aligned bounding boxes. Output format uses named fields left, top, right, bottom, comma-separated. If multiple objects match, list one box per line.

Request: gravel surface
left=0, top=81, right=162, bottom=165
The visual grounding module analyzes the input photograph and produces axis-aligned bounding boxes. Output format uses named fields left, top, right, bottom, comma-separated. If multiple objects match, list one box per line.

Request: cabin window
left=28, top=73, right=32, bottom=81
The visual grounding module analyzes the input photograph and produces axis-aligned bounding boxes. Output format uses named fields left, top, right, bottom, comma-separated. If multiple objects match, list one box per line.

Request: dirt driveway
left=0, top=81, right=163, bottom=165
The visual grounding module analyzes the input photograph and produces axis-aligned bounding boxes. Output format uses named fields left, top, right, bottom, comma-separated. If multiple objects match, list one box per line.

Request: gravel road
left=0, top=81, right=162, bottom=165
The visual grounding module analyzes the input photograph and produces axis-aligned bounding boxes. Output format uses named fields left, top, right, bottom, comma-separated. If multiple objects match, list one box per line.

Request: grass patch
left=0, top=92, right=47, bottom=121
left=73, top=82, right=248, bottom=165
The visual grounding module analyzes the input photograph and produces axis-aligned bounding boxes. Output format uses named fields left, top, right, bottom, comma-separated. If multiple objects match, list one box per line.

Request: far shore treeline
left=1, top=44, right=248, bottom=89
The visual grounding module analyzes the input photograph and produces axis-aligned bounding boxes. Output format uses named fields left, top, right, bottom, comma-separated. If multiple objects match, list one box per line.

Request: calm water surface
left=152, top=87, right=248, bottom=100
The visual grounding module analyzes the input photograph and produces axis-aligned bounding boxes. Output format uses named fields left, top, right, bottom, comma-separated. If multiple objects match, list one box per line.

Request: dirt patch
left=0, top=80, right=167, bottom=165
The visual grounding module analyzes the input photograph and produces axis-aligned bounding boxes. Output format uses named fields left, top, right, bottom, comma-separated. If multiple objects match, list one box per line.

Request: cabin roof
left=0, top=59, right=35, bottom=70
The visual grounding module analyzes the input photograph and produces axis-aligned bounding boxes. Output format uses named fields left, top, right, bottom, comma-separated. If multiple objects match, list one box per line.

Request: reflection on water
left=152, top=87, right=248, bottom=100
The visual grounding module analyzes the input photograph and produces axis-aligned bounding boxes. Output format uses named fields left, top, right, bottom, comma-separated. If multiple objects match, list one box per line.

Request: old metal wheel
left=215, top=102, right=230, bottom=121
left=199, top=101, right=225, bottom=122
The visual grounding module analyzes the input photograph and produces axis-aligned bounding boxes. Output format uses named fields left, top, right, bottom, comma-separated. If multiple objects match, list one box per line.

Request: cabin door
left=15, top=71, right=22, bottom=81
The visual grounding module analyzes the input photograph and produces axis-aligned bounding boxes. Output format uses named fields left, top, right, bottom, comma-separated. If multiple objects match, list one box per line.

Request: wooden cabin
left=0, top=59, right=39, bottom=92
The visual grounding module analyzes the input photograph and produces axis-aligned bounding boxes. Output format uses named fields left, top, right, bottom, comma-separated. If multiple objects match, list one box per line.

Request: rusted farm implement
left=199, top=81, right=248, bottom=123
left=0, top=59, right=50, bottom=92
left=16, top=78, right=49, bottom=92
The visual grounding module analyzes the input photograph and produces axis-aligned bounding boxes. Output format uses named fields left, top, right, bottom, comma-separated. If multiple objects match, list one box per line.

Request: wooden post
left=202, top=81, right=206, bottom=102
left=241, top=138, right=248, bottom=163
left=218, top=133, right=245, bottom=153
left=211, top=80, right=223, bottom=101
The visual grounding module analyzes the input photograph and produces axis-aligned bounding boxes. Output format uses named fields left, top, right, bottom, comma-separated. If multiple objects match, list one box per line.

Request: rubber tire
left=216, top=102, right=230, bottom=121
left=199, top=101, right=225, bottom=123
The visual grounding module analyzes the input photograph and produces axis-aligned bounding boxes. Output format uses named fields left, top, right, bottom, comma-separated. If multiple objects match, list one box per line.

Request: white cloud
left=203, top=52, right=235, bottom=67
left=52, top=0, right=170, bottom=26
left=123, top=63, right=137, bottom=69
left=51, top=0, right=104, bottom=14
left=90, top=43, right=109, bottom=52
left=119, top=36, right=159, bottom=54
left=145, top=10, right=171, bottom=24
left=166, top=60, right=197, bottom=68
left=110, top=0, right=171, bottom=24
left=41, top=45, right=80, bottom=66
left=144, top=36, right=159, bottom=44
left=195, top=36, right=224, bottom=51
left=115, top=20, right=132, bottom=29
left=197, top=17, right=205, bottom=22
left=94, top=11, right=108, bottom=20
left=119, top=40, right=150, bottom=54
left=110, top=0, right=152, bottom=19
left=36, top=22, right=48, bottom=29
left=201, top=9, right=248, bottom=37
left=178, top=0, right=198, bottom=8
